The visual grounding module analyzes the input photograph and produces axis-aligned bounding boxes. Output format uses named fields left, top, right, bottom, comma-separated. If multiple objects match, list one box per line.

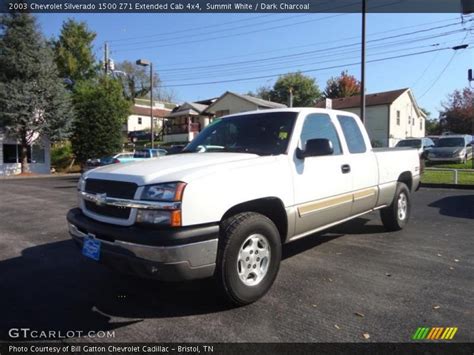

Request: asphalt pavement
left=0, top=176, right=472, bottom=343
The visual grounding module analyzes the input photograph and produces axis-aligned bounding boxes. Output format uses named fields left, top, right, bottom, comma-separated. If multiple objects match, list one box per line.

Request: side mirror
left=296, top=138, right=334, bottom=159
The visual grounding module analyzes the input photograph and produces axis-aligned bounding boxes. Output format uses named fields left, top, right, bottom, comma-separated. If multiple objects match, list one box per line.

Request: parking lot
left=0, top=176, right=472, bottom=343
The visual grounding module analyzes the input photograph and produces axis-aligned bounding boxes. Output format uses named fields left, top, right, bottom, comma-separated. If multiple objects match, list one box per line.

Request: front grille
left=84, top=201, right=131, bottom=219
left=84, top=179, right=138, bottom=220
left=85, top=179, right=137, bottom=199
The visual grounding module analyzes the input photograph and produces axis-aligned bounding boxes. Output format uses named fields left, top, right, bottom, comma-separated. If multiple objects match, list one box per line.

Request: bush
left=51, top=141, right=74, bottom=172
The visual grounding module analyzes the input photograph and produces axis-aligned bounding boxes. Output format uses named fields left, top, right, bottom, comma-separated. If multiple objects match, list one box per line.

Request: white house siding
left=342, top=106, right=389, bottom=147
left=389, top=91, right=425, bottom=147
left=127, top=114, right=165, bottom=132
left=0, top=133, right=51, bottom=176
left=207, top=95, right=261, bottom=116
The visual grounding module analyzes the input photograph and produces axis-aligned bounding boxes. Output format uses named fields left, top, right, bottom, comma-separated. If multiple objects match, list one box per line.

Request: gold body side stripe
left=297, top=187, right=378, bottom=217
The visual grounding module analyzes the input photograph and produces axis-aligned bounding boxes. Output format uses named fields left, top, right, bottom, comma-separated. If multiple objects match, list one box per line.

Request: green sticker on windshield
left=279, top=131, right=288, bottom=140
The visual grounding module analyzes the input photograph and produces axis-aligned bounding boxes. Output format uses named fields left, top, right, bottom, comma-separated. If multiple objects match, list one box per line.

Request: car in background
left=427, top=135, right=473, bottom=163
left=427, top=136, right=440, bottom=146
left=132, top=148, right=167, bottom=160
left=114, top=152, right=135, bottom=163
left=395, top=137, right=435, bottom=157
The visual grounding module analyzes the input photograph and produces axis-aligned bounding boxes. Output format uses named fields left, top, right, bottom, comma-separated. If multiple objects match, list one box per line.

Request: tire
left=216, top=212, right=281, bottom=306
left=380, top=182, right=411, bottom=231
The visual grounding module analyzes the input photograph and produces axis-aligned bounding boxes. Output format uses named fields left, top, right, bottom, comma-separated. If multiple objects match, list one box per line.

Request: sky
left=36, top=12, right=474, bottom=117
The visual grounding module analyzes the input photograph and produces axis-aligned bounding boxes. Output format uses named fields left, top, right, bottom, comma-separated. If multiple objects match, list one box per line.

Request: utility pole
left=150, top=62, right=154, bottom=148
left=288, top=87, right=293, bottom=108
left=104, top=42, right=109, bottom=75
left=360, top=0, right=367, bottom=124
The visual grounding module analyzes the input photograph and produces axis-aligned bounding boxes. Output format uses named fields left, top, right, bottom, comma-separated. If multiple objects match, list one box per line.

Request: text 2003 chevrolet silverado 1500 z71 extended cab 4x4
left=67, top=108, right=421, bottom=305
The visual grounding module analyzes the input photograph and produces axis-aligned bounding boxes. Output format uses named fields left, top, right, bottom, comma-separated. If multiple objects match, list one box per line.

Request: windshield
left=184, top=112, right=297, bottom=156
left=437, top=138, right=465, bottom=148
left=396, top=139, right=421, bottom=148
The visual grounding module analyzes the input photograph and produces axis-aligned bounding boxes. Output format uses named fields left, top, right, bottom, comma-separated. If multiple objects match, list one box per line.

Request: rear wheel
left=216, top=212, right=281, bottom=306
left=380, top=182, right=411, bottom=231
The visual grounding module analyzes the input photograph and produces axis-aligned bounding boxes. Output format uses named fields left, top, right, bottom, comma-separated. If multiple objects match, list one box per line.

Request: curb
left=420, top=183, right=474, bottom=190
left=1, top=173, right=81, bottom=181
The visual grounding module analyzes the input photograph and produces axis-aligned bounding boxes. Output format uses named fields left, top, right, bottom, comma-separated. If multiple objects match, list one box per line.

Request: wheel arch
left=397, top=171, right=413, bottom=191
left=221, top=197, right=288, bottom=244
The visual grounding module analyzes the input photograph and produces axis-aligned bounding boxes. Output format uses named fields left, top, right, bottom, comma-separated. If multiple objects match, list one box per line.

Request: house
left=125, top=100, right=173, bottom=138
left=0, top=130, right=50, bottom=176
left=163, top=102, right=213, bottom=144
left=315, top=88, right=426, bottom=147
left=163, top=92, right=285, bottom=144
left=204, top=91, right=287, bottom=117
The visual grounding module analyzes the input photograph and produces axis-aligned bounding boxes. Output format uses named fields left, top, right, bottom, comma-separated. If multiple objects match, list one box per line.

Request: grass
left=422, top=170, right=474, bottom=185
left=426, top=159, right=473, bottom=170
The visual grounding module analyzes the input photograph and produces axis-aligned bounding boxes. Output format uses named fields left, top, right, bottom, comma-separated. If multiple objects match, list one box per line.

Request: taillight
left=113, top=158, right=120, bottom=164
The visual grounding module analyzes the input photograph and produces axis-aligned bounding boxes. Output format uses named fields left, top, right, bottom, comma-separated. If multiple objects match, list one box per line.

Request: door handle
left=341, top=164, right=351, bottom=174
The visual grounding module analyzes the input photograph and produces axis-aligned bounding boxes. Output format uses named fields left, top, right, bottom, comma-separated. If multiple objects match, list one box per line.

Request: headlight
left=140, top=182, right=186, bottom=201
left=457, top=150, right=465, bottom=157
left=137, top=182, right=186, bottom=227
left=77, top=175, right=86, bottom=191
left=136, top=210, right=181, bottom=226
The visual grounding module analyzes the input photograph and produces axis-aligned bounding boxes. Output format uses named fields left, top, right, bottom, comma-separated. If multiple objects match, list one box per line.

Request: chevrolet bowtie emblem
left=94, top=193, right=107, bottom=206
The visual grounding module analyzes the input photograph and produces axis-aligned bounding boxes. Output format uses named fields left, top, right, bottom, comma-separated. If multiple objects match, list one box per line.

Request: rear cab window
left=336, top=115, right=367, bottom=154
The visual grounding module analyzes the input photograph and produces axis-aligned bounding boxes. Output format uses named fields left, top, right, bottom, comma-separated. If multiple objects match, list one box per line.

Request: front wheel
left=380, top=182, right=411, bottom=231
left=216, top=212, right=281, bottom=306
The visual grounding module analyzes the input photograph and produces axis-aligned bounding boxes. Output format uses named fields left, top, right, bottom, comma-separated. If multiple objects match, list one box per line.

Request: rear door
left=292, top=112, right=353, bottom=236
left=336, top=114, right=378, bottom=215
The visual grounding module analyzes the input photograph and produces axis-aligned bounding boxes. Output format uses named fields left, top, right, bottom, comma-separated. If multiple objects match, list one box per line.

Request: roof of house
left=315, top=88, right=409, bottom=110
left=205, top=91, right=286, bottom=113
left=132, top=105, right=171, bottom=117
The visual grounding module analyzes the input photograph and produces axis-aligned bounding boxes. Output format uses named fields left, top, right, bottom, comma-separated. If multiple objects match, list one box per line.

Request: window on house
left=2, top=144, right=37, bottom=163
left=408, top=116, right=411, bottom=125
left=138, top=117, right=142, bottom=125
left=396, top=110, right=400, bottom=125
left=420, top=119, right=423, bottom=130
left=3, top=144, right=18, bottom=163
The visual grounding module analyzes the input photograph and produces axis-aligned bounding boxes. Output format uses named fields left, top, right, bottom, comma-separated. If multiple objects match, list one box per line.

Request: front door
left=292, top=113, right=353, bottom=236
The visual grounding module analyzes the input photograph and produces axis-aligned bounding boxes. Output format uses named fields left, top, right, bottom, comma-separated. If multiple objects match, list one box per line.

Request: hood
left=83, top=152, right=261, bottom=185
left=430, top=147, right=463, bottom=155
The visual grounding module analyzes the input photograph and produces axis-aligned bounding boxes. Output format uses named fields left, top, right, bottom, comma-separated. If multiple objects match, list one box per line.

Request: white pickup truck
left=68, top=108, right=421, bottom=305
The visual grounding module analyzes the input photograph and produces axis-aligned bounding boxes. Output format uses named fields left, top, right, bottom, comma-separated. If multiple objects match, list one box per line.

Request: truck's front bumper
left=67, top=208, right=219, bottom=281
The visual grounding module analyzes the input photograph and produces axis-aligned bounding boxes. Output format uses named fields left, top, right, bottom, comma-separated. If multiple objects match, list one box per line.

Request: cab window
left=337, top=115, right=367, bottom=153
left=300, top=113, right=342, bottom=155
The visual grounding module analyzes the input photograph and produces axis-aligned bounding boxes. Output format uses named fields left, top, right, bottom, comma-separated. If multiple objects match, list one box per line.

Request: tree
left=53, top=19, right=97, bottom=87
left=324, top=70, right=361, bottom=99
left=114, top=60, right=176, bottom=102
left=439, top=87, right=473, bottom=134
left=71, top=77, right=130, bottom=164
left=248, top=85, right=272, bottom=101
left=266, top=72, right=321, bottom=107
left=0, top=13, right=73, bottom=173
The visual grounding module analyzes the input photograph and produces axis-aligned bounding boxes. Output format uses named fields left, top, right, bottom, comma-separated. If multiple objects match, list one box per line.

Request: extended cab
left=68, top=108, right=421, bottom=305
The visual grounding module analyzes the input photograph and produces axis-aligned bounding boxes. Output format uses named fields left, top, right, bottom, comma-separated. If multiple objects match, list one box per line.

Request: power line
left=142, top=21, right=470, bottom=73
left=113, top=13, right=345, bottom=52
left=110, top=14, right=311, bottom=47
left=418, top=52, right=458, bottom=100
left=159, top=47, right=465, bottom=88
left=159, top=38, right=471, bottom=82
left=137, top=16, right=462, bottom=68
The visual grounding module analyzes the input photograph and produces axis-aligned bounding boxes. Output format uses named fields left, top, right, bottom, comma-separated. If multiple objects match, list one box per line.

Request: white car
left=68, top=108, right=421, bottom=305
